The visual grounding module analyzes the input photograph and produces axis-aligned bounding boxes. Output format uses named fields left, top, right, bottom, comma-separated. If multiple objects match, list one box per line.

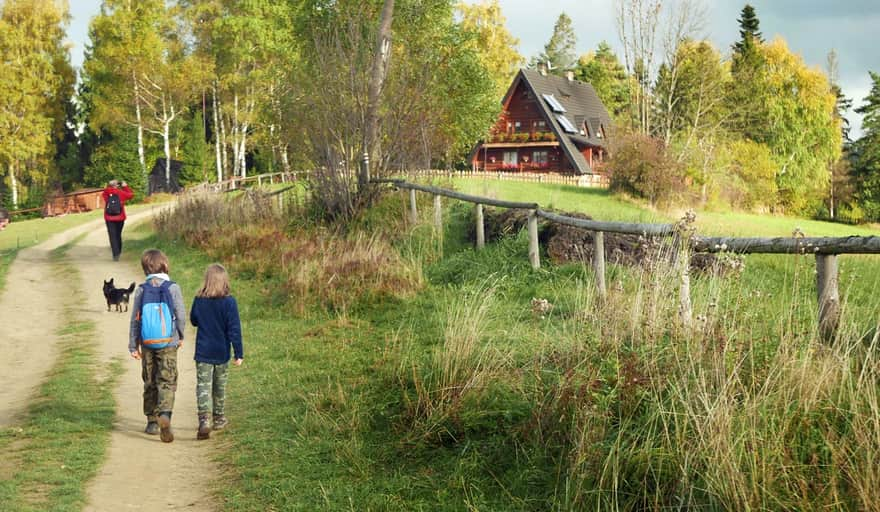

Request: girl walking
left=190, top=264, right=244, bottom=439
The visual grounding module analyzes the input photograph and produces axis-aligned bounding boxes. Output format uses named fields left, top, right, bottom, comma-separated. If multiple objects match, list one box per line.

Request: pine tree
left=180, top=112, right=209, bottom=186
left=851, top=72, right=880, bottom=220
left=538, top=13, right=577, bottom=73
left=733, top=4, right=762, bottom=56
left=727, top=3, right=769, bottom=141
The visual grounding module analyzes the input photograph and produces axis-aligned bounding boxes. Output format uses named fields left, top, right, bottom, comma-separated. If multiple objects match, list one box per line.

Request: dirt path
left=0, top=217, right=104, bottom=425
left=0, top=209, right=217, bottom=511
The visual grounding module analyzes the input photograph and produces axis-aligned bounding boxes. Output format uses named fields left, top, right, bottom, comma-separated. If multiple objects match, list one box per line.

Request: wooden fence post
left=433, top=194, right=442, bottom=232
left=676, top=234, right=693, bottom=327
left=409, top=189, right=418, bottom=224
left=475, top=203, right=485, bottom=250
left=528, top=210, right=540, bottom=269
left=593, top=231, right=606, bottom=298
left=258, top=175, right=263, bottom=187
left=816, top=254, right=840, bottom=342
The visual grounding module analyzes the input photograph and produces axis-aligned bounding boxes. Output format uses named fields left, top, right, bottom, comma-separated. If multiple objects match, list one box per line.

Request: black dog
left=103, top=278, right=135, bottom=312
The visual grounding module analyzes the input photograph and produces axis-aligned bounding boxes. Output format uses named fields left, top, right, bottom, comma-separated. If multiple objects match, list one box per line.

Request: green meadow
left=3, top=181, right=880, bottom=510
left=130, top=182, right=880, bottom=510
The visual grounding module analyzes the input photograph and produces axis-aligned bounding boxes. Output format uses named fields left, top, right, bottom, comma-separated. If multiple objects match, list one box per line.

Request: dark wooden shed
left=149, top=158, right=184, bottom=195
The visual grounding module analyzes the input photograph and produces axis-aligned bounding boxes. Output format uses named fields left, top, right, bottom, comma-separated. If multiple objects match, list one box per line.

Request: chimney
left=565, top=70, right=575, bottom=82
left=537, top=62, right=548, bottom=76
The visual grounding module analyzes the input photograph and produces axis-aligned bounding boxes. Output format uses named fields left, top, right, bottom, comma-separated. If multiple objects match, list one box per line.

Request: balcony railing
left=488, top=131, right=557, bottom=143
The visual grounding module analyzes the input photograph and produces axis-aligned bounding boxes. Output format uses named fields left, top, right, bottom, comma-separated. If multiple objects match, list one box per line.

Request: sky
left=65, top=0, right=877, bottom=137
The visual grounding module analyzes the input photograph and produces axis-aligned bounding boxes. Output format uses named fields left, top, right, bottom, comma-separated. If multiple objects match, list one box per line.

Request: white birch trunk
left=133, top=74, right=147, bottom=182
left=9, top=162, right=18, bottom=209
left=213, top=83, right=223, bottom=183
left=164, top=119, right=172, bottom=187
left=231, top=93, right=240, bottom=179
left=239, top=124, right=248, bottom=178
left=281, top=147, right=291, bottom=174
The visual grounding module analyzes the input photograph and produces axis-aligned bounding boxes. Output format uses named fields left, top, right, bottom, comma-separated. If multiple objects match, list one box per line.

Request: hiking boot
left=212, top=414, right=228, bottom=431
left=144, top=420, right=159, bottom=435
left=197, top=414, right=211, bottom=440
left=158, top=413, right=174, bottom=443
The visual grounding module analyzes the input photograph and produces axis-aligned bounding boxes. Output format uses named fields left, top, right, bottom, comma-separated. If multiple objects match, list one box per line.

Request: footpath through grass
left=132, top=185, right=880, bottom=510
left=0, top=238, right=121, bottom=512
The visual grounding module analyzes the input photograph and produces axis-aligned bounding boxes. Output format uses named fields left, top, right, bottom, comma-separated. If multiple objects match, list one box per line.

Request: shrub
left=607, top=131, right=687, bottom=207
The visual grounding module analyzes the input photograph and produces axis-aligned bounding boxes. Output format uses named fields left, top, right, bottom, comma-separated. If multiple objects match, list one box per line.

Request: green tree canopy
left=759, top=39, right=841, bottom=212
left=575, top=41, right=632, bottom=120
left=0, top=0, right=74, bottom=207
left=456, top=0, right=524, bottom=98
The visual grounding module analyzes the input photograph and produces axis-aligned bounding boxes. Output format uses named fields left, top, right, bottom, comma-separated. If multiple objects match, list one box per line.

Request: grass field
left=454, top=178, right=880, bottom=237
left=129, top=184, right=880, bottom=510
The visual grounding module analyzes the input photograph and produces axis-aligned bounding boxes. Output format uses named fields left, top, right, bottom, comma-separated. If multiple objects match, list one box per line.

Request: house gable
left=471, top=68, right=613, bottom=175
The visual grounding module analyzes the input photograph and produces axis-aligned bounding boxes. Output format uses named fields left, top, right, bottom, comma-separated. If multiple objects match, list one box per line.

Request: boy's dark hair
left=141, top=249, right=170, bottom=275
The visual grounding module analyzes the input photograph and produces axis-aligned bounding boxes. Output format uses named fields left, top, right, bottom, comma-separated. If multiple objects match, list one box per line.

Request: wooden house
left=470, top=66, right=612, bottom=177
left=44, top=188, right=105, bottom=217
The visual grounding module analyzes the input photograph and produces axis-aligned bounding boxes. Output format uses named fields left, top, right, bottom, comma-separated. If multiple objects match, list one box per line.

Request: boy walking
left=129, top=249, right=186, bottom=442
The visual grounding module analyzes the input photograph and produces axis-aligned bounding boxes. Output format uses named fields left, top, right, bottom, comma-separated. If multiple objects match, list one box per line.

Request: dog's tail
left=126, top=282, right=135, bottom=293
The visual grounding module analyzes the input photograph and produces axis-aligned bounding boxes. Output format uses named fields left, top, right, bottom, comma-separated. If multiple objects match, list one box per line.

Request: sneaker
left=197, top=414, right=211, bottom=440
left=158, top=414, right=174, bottom=443
left=144, top=421, right=159, bottom=435
left=212, top=415, right=228, bottom=431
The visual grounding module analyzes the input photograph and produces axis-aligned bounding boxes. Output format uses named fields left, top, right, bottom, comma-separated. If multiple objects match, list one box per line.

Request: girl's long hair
left=197, top=263, right=231, bottom=298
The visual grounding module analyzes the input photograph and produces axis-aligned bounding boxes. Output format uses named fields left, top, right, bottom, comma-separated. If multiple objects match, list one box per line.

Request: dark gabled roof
left=503, top=68, right=612, bottom=174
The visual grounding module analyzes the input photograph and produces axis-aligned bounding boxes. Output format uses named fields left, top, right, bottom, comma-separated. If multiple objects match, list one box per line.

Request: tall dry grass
left=399, top=283, right=511, bottom=442
left=154, top=191, right=423, bottom=312
left=538, top=252, right=880, bottom=510
left=393, top=229, right=880, bottom=509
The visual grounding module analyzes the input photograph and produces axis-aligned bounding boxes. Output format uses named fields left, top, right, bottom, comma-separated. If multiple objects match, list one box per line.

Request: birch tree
left=84, top=0, right=167, bottom=188
left=0, top=0, right=73, bottom=208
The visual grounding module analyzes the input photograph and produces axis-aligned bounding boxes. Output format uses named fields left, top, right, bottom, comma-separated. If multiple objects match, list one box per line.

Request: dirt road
left=0, top=210, right=216, bottom=511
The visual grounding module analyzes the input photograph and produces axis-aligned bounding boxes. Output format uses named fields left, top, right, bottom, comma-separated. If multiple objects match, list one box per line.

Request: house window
left=503, top=151, right=518, bottom=167
left=514, top=121, right=521, bottom=132
left=533, top=151, right=548, bottom=164
left=536, top=120, right=546, bottom=130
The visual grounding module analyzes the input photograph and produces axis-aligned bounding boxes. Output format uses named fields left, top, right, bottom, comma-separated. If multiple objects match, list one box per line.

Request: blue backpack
left=138, top=280, right=176, bottom=350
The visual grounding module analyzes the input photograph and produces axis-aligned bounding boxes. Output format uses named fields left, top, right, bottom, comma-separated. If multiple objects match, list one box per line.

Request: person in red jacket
left=102, top=179, right=134, bottom=261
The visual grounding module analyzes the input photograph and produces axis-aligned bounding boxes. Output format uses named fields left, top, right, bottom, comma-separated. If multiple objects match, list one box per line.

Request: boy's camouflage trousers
left=196, top=362, right=229, bottom=416
left=142, top=345, right=179, bottom=420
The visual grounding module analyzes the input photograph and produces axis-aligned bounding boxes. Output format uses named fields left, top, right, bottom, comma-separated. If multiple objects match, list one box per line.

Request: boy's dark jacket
left=190, top=296, right=243, bottom=364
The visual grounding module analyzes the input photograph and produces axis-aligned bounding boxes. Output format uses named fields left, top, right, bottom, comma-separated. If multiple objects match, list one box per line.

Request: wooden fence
left=380, top=178, right=880, bottom=342
left=187, top=171, right=300, bottom=194
left=389, top=169, right=609, bottom=188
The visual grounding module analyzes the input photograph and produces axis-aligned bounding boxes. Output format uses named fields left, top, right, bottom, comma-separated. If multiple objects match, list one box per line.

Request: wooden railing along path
left=377, top=178, right=880, bottom=342
left=188, top=171, right=300, bottom=194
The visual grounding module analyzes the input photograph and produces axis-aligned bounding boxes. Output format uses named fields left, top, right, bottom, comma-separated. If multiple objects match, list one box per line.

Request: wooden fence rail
left=379, top=178, right=880, bottom=342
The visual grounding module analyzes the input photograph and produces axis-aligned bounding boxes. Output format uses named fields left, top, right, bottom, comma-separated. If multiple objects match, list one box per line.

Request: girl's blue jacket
left=190, top=296, right=243, bottom=364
